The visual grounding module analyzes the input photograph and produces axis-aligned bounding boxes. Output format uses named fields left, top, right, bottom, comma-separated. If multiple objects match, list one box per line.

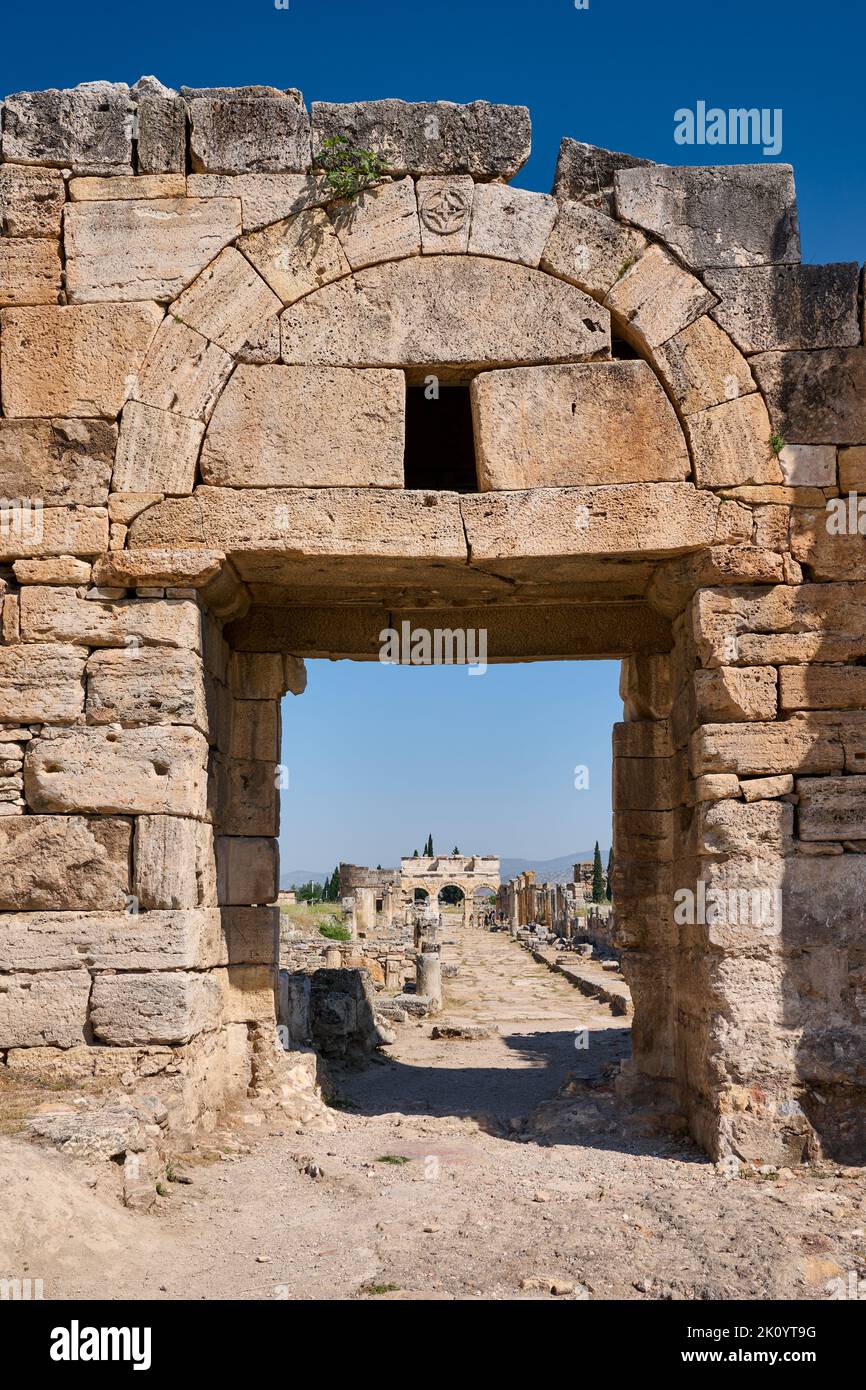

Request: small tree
left=606, top=847, right=613, bottom=902
left=297, top=880, right=322, bottom=903
left=413, top=848, right=419, bottom=857
left=591, top=843, right=605, bottom=904
left=452, top=845, right=460, bottom=855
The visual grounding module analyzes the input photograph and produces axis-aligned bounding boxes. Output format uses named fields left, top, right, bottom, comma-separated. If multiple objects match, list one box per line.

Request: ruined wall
left=0, top=79, right=864, bottom=1161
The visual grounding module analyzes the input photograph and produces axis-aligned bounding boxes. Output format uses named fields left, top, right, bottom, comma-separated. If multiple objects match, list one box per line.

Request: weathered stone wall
left=0, top=78, right=864, bottom=1162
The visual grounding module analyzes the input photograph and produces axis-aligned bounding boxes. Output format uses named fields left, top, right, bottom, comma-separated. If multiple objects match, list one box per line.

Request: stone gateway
left=0, top=79, right=864, bottom=1165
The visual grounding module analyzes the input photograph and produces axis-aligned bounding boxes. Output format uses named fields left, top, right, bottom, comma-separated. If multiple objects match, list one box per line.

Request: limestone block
left=0, top=239, right=62, bottom=306
left=24, top=726, right=209, bottom=815
left=169, top=246, right=281, bottom=355
left=188, top=91, right=311, bottom=174
left=0, top=908, right=223, bottom=973
left=686, top=393, right=781, bottom=488
left=462, top=483, right=717, bottom=562
left=222, top=906, right=279, bottom=966
left=136, top=92, right=187, bottom=175
left=0, top=643, right=85, bottom=723
left=0, top=418, right=115, bottom=506
left=612, top=719, right=673, bottom=759
left=552, top=138, right=654, bottom=210
left=692, top=584, right=866, bottom=668
left=0, top=505, right=108, bottom=563
left=0, top=969, right=90, bottom=1048
left=214, top=759, right=277, bottom=837
left=134, top=815, right=201, bottom=909
left=697, top=797, right=793, bottom=856
left=220, top=964, right=276, bottom=1025
left=705, top=263, right=860, bottom=353
left=311, top=100, right=531, bottom=180
left=0, top=165, right=65, bottom=237
left=714, top=500, right=753, bottom=545
left=693, top=666, right=778, bottom=722
left=200, top=365, right=405, bottom=488
left=281, top=254, right=610, bottom=367
left=86, top=648, right=208, bottom=730
left=780, top=665, right=866, bottom=711
left=604, top=245, right=716, bottom=349
left=614, top=164, right=800, bottom=268
left=112, top=401, right=204, bottom=497
left=330, top=178, right=421, bottom=269
left=839, top=447, right=866, bottom=493
left=620, top=655, right=674, bottom=721
left=1, top=83, right=135, bottom=175
left=91, top=549, right=223, bottom=588
left=740, top=773, right=794, bottom=802
left=195, top=819, right=219, bottom=908
left=130, top=317, right=233, bottom=421
left=0, top=815, right=130, bottom=910
left=654, top=315, right=755, bottom=416
left=0, top=303, right=163, bottom=418
left=798, top=777, right=866, bottom=841
left=19, top=587, right=202, bottom=650
left=216, top=836, right=279, bottom=904
left=284, top=655, right=307, bottom=696
left=69, top=174, right=187, bottom=201
left=187, top=173, right=331, bottom=231
left=13, top=556, right=92, bottom=585
left=540, top=199, right=646, bottom=299
left=613, top=756, right=682, bottom=811
left=690, top=720, right=844, bottom=777
left=229, top=653, right=284, bottom=699
left=239, top=207, right=350, bottom=306
left=777, top=444, right=836, bottom=488
left=613, top=810, right=675, bottom=863
left=751, top=349, right=866, bottom=445
left=467, top=184, right=557, bottom=268
left=790, top=509, right=866, bottom=581
left=130, top=486, right=468, bottom=560
left=229, top=700, right=279, bottom=761
left=90, top=971, right=223, bottom=1044
left=471, top=362, right=689, bottom=489
left=416, top=176, right=474, bottom=254
left=693, top=773, right=740, bottom=802
left=64, top=197, right=241, bottom=303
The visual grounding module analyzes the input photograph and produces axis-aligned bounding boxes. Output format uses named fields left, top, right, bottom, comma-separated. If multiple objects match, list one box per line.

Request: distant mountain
left=499, top=851, right=609, bottom=886
left=281, top=869, right=329, bottom=890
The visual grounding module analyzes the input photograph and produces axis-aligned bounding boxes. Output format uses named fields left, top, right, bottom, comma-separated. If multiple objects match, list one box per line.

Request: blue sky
left=4, top=0, right=863, bottom=871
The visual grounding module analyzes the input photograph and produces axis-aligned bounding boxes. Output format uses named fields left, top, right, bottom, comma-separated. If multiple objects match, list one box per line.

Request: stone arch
left=2, top=86, right=863, bottom=1166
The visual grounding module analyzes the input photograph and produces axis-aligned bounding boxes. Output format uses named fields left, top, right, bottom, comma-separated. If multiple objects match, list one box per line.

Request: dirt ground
left=2, top=927, right=864, bottom=1302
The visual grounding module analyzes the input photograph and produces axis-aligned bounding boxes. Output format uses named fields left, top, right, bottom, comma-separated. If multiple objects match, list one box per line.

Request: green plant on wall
left=318, top=134, right=389, bottom=201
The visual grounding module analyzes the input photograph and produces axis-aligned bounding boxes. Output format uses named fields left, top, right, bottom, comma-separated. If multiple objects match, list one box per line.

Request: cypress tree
left=606, top=847, right=613, bottom=902
left=591, top=842, right=605, bottom=904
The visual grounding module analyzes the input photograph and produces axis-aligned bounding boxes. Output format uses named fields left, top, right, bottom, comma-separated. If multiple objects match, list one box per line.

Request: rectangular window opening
left=403, top=382, right=478, bottom=492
